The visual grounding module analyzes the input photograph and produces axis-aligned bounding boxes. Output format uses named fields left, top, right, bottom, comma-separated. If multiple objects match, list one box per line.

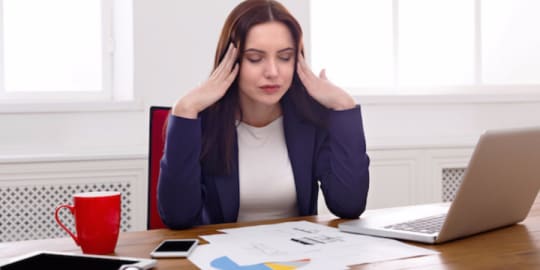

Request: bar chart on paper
left=189, top=221, right=437, bottom=269
left=211, top=256, right=310, bottom=270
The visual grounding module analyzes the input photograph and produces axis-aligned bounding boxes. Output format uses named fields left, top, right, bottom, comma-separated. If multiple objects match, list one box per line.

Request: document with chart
left=189, top=221, right=438, bottom=270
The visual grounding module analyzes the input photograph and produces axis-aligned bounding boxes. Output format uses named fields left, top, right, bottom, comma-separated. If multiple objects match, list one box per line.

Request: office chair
left=147, top=106, right=171, bottom=229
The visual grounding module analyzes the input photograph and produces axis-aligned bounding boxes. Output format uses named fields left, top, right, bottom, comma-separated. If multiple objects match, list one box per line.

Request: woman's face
left=238, top=21, right=295, bottom=110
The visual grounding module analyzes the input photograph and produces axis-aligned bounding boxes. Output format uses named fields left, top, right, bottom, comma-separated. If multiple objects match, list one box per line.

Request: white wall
left=1, top=0, right=540, bottom=200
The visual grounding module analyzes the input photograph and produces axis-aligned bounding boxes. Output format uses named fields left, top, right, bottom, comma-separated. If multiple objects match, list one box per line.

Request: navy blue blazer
left=158, top=97, right=370, bottom=229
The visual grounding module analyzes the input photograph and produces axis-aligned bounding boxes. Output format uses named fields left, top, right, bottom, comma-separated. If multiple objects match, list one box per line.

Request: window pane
left=482, top=0, right=540, bottom=84
left=3, top=0, right=102, bottom=92
left=398, top=0, right=475, bottom=87
left=311, top=0, right=394, bottom=89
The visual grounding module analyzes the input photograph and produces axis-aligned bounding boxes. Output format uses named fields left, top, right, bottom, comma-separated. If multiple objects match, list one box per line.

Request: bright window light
left=398, top=0, right=475, bottom=87
left=311, top=0, right=394, bottom=89
left=3, top=0, right=103, bottom=92
left=310, top=0, right=540, bottom=96
left=482, top=0, right=540, bottom=84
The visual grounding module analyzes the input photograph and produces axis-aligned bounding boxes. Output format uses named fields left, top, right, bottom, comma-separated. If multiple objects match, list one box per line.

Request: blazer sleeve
left=316, top=105, right=370, bottom=218
left=157, top=114, right=205, bottom=229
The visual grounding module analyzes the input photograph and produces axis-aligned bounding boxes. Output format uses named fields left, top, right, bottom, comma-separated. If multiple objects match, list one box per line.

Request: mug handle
left=54, top=204, right=80, bottom=246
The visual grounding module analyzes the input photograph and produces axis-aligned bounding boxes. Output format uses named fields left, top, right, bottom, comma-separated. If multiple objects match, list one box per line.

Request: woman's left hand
left=296, top=52, right=356, bottom=111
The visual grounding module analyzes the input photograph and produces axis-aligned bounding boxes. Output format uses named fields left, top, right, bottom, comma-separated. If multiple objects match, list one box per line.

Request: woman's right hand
left=172, top=43, right=239, bottom=118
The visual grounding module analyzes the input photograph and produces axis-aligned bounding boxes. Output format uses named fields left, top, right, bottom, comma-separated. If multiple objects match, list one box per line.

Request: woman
left=158, top=0, right=369, bottom=229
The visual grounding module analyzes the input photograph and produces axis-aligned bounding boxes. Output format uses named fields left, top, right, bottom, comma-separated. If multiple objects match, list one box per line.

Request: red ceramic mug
left=55, top=191, right=121, bottom=254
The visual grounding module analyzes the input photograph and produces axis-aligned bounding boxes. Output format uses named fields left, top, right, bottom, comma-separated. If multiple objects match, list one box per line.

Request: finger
left=223, top=43, right=238, bottom=72
left=319, top=69, right=327, bottom=80
left=296, top=51, right=307, bottom=72
left=296, top=52, right=309, bottom=79
left=225, top=63, right=239, bottom=85
left=212, top=44, right=236, bottom=80
left=220, top=43, right=236, bottom=70
left=296, top=60, right=307, bottom=84
left=297, top=62, right=314, bottom=92
left=297, top=52, right=317, bottom=80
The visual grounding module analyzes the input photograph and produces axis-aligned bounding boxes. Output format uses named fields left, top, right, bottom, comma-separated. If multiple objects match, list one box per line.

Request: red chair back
left=147, top=106, right=171, bottom=229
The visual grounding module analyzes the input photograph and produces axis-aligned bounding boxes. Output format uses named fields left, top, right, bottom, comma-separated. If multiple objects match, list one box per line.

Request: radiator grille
left=0, top=182, right=133, bottom=242
left=442, top=168, right=466, bottom=202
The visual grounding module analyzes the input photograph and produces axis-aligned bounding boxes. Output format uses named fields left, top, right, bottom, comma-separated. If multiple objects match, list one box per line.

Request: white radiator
left=0, top=157, right=147, bottom=243
left=0, top=181, right=134, bottom=242
left=441, top=168, right=466, bottom=202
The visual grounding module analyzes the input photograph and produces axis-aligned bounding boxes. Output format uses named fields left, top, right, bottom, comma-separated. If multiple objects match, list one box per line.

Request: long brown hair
left=201, top=0, right=326, bottom=176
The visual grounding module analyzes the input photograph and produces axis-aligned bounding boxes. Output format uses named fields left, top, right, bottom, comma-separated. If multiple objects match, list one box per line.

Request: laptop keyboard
left=384, top=214, right=446, bottom=234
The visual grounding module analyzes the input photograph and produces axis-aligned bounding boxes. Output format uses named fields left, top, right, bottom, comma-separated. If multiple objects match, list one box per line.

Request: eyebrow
left=243, top=47, right=295, bottom=54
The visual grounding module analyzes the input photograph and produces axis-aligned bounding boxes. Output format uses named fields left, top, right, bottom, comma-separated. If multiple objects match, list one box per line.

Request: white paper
left=191, top=221, right=437, bottom=270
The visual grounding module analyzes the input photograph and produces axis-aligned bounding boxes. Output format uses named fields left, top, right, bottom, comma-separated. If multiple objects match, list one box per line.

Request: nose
left=264, top=59, right=278, bottom=78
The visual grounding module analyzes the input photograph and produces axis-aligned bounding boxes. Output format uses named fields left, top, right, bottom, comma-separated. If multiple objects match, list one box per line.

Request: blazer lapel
left=213, top=136, right=240, bottom=223
left=283, top=104, right=316, bottom=216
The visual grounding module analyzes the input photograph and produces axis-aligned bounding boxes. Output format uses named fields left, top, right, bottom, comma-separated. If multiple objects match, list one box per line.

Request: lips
left=260, top=85, right=280, bottom=94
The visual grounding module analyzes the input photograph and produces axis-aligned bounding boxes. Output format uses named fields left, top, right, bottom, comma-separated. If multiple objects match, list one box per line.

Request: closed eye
left=278, top=54, right=292, bottom=62
left=246, top=57, right=262, bottom=63
left=244, top=53, right=263, bottom=63
left=278, top=49, right=294, bottom=62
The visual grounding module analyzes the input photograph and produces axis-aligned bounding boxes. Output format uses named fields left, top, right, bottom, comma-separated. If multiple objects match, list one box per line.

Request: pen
left=290, top=238, right=312, bottom=245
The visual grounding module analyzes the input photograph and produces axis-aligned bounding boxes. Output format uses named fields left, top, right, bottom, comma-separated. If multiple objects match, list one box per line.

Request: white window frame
left=0, top=0, right=137, bottom=113
left=309, top=0, right=540, bottom=105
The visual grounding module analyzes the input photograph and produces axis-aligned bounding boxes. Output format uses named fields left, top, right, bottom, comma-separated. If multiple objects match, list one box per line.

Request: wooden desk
left=3, top=197, right=540, bottom=269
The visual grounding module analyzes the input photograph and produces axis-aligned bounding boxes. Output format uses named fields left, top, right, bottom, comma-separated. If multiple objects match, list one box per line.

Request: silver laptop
left=339, top=127, right=540, bottom=244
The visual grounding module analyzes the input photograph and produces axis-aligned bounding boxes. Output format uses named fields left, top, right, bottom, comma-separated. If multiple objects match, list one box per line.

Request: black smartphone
left=149, top=239, right=199, bottom=258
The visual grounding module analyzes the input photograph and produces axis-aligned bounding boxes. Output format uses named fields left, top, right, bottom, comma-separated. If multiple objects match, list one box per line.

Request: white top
left=236, top=116, right=298, bottom=222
